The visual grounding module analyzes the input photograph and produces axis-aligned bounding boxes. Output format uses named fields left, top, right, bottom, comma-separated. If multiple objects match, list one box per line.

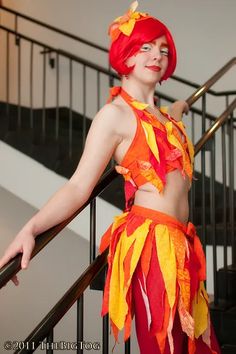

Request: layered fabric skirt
left=99, top=205, right=221, bottom=354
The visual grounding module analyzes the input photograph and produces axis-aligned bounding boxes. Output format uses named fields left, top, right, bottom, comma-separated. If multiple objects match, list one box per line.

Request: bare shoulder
left=93, top=98, right=131, bottom=135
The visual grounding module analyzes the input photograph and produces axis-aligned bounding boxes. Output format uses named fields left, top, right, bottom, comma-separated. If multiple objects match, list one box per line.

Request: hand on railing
left=0, top=230, right=35, bottom=287
left=169, top=100, right=189, bottom=121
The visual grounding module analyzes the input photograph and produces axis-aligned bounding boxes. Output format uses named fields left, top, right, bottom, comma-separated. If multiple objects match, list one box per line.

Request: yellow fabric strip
left=141, top=120, right=160, bottom=162
left=165, top=121, right=187, bottom=169
left=132, top=100, right=149, bottom=110
left=155, top=224, right=176, bottom=308
left=192, top=281, right=209, bottom=338
left=111, top=212, right=129, bottom=233
left=109, top=219, right=151, bottom=330
left=176, top=121, right=195, bottom=167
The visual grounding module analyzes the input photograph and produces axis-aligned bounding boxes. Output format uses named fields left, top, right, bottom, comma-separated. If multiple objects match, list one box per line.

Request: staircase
left=0, top=5, right=236, bottom=353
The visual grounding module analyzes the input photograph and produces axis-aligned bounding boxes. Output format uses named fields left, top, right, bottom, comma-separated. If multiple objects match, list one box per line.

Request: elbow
left=67, top=178, right=94, bottom=206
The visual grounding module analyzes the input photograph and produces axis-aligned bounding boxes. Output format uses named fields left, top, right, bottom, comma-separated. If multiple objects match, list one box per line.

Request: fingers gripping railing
left=0, top=168, right=118, bottom=289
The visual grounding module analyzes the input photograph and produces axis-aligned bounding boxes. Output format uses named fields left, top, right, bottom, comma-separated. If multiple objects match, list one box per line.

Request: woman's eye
left=161, top=47, right=169, bottom=56
left=140, top=44, right=152, bottom=52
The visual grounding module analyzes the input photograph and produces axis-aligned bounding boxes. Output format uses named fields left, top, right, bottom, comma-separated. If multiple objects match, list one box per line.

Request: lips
left=146, top=65, right=161, bottom=72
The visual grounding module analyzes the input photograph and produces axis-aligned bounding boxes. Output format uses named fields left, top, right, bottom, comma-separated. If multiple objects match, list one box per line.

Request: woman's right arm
left=0, top=103, right=123, bottom=285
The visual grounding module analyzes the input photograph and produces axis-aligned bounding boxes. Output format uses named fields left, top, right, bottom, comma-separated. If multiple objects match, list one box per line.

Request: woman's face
left=125, top=35, right=169, bottom=84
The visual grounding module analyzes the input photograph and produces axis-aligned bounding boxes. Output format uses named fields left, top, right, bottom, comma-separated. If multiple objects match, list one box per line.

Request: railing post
left=77, top=294, right=84, bottom=354
left=102, top=301, right=109, bottom=353
left=209, top=135, right=218, bottom=305
left=82, top=65, right=86, bottom=148
left=69, top=58, right=73, bottom=159
left=90, top=199, right=96, bottom=263
left=189, top=110, right=196, bottom=223
left=46, top=330, right=54, bottom=354
left=229, top=112, right=235, bottom=265
left=56, top=52, right=59, bottom=141
left=201, top=94, right=207, bottom=253
left=221, top=122, right=229, bottom=305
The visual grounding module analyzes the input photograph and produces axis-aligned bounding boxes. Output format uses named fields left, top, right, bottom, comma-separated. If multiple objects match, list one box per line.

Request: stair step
left=210, top=305, right=236, bottom=346
left=196, top=223, right=236, bottom=246
left=221, top=344, right=236, bottom=354
left=3, top=129, right=34, bottom=155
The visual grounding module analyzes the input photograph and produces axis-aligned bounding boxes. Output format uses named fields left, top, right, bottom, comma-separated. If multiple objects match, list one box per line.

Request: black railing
left=0, top=95, right=235, bottom=353
left=0, top=6, right=236, bottom=352
left=0, top=25, right=235, bottom=165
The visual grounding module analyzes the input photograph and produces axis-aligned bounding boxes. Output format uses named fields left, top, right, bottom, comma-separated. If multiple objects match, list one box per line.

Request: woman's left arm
left=169, top=100, right=189, bottom=121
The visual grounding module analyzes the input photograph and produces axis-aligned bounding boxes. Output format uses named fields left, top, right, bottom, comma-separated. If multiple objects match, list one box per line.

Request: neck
left=121, top=78, right=157, bottom=108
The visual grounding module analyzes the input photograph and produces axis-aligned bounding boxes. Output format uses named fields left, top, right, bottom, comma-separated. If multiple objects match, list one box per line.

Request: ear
left=125, top=54, right=136, bottom=68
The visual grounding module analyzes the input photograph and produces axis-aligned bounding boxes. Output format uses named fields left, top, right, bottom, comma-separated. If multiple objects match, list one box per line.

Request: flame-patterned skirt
left=99, top=205, right=221, bottom=354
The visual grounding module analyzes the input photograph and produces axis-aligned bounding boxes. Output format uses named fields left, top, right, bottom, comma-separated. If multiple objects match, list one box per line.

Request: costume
left=98, top=2, right=221, bottom=353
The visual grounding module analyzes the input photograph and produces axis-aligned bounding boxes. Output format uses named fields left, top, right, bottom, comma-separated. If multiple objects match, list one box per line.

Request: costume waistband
left=130, top=204, right=197, bottom=242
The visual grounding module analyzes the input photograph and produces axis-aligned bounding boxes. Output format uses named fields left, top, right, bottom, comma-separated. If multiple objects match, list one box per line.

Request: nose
left=152, top=48, right=162, bottom=61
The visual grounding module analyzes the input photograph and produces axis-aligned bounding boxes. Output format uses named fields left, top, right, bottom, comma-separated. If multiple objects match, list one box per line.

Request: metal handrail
left=194, top=98, right=236, bottom=154
left=13, top=249, right=109, bottom=353
left=0, top=5, right=107, bottom=52
left=0, top=5, right=235, bottom=97
left=186, top=57, right=236, bottom=106
left=0, top=168, right=117, bottom=288
left=0, top=25, right=225, bottom=126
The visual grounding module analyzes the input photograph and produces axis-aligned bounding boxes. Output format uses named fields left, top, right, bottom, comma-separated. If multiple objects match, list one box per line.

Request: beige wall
left=0, top=185, right=140, bottom=354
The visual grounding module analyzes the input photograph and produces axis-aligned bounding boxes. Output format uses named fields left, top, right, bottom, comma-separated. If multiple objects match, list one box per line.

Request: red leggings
left=132, top=261, right=221, bottom=354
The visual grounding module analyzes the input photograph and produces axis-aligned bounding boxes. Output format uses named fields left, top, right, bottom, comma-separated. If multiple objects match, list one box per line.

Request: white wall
left=0, top=185, right=140, bottom=354
left=0, top=140, right=121, bottom=243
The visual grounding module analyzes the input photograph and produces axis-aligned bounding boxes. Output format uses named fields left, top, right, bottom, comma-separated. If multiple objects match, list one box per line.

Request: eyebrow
left=150, top=40, right=169, bottom=47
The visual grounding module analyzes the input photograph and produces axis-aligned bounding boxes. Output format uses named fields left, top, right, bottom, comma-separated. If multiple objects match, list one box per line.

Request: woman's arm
left=0, top=103, right=122, bottom=281
left=169, top=100, right=189, bottom=121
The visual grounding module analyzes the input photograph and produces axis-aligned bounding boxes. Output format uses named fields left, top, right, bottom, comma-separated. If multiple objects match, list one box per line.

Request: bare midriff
left=133, top=169, right=190, bottom=224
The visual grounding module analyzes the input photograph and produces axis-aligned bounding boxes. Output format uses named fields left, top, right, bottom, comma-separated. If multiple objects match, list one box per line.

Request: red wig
left=109, top=16, right=177, bottom=81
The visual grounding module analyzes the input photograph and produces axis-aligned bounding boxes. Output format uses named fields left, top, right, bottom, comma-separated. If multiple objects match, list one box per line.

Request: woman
left=0, top=2, right=221, bottom=354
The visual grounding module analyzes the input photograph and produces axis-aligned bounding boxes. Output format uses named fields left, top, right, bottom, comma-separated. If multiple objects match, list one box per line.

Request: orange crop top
left=109, top=86, right=195, bottom=211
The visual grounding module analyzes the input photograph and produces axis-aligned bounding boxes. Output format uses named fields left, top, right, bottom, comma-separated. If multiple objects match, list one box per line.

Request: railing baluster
left=55, top=52, right=59, bottom=141
left=210, top=135, right=217, bottom=304
left=125, top=338, right=130, bottom=354
left=14, top=13, right=19, bottom=45
left=82, top=65, right=86, bottom=148
left=42, top=46, right=46, bottom=140
left=229, top=112, right=235, bottom=265
left=221, top=123, right=228, bottom=304
left=102, top=313, right=109, bottom=354
left=190, top=111, right=195, bottom=223
left=6, top=30, right=9, bottom=117
left=46, top=330, right=54, bottom=354
left=30, top=42, right=34, bottom=129
left=77, top=294, right=84, bottom=354
left=97, top=71, right=100, bottom=111
left=90, top=199, right=96, bottom=263
left=69, top=58, right=73, bottom=159
left=17, top=30, right=21, bottom=128
left=108, top=63, right=113, bottom=88
left=201, top=94, right=207, bottom=253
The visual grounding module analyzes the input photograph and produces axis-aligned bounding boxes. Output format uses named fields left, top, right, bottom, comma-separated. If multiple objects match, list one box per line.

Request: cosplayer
left=99, top=2, right=221, bottom=354
left=0, top=2, right=221, bottom=354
